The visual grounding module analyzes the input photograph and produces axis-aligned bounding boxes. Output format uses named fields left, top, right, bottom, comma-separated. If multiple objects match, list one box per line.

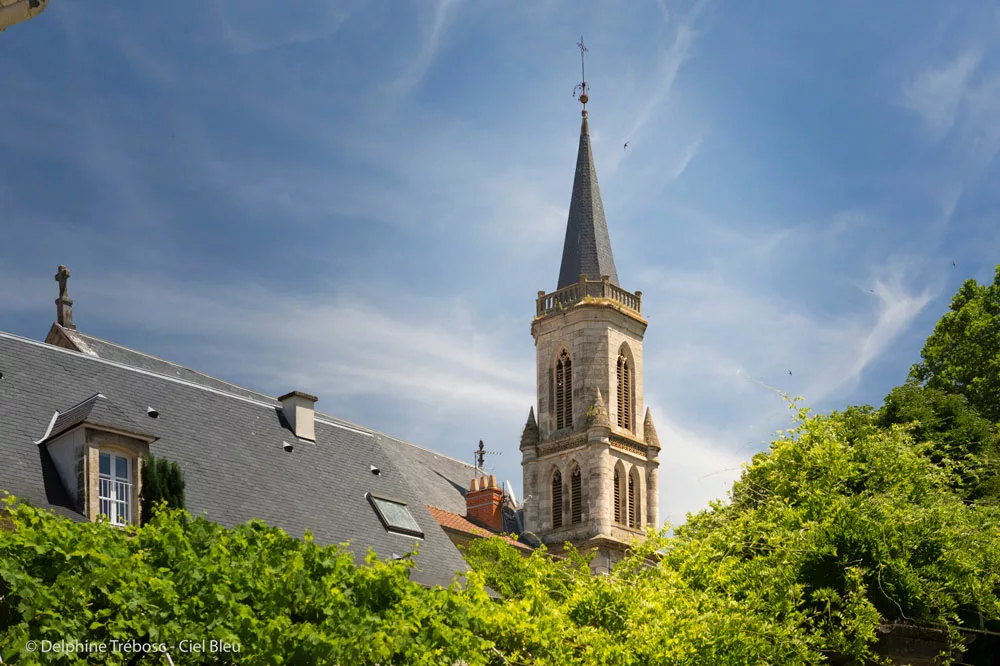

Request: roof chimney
left=54, top=265, right=75, bottom=330
left=278, top=391, right=317, bottom=442
left=466, top=474, right=504, bottom=532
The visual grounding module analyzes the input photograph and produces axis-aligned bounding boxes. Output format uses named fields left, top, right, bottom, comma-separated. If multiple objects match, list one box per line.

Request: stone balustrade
left=536, top=275, right=642, bottom=317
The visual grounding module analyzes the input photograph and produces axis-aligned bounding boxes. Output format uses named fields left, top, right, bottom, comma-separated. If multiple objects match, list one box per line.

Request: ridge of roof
left=2, top=330, right=282, bottom=409
left=68, top=328, right=277, bottom=402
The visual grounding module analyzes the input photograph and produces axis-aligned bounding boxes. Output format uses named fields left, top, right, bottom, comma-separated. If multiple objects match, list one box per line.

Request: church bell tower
left=520, top=42, right=660, bottom=571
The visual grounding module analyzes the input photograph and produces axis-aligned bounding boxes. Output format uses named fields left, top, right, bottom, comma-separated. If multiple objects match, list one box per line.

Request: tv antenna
left=474, top=439, right=501, bottom=475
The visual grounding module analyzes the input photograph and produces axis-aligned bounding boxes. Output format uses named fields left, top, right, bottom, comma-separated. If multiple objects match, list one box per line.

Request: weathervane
left=573, top=36, right=589, bottom=107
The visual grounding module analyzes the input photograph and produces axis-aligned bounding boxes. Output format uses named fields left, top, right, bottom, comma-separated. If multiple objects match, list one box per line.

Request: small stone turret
left=643, top=407, right=660, bottom=528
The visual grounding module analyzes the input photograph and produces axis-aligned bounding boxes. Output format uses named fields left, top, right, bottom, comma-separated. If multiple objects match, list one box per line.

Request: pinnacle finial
left=587, top=387, right=610, bottom=428
left=520, top=406, right=540, bottom=449
left=643, top=407, right=660, bottom=448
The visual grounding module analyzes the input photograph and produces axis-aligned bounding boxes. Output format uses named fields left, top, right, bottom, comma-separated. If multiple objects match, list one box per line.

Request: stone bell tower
left=520, top=51, right=660, bottom=572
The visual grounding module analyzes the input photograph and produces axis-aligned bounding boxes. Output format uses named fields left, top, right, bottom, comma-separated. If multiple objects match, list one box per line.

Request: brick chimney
left=278, top=391, right=317, bottom=441
left=466, top=474, right=504, bottom=532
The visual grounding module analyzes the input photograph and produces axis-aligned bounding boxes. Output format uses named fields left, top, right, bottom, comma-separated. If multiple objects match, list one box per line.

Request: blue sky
left=2, top=0, right=999, bottom=527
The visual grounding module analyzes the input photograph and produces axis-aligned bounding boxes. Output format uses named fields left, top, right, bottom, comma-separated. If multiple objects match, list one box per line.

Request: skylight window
left=366, top=493, right=423, bottom=538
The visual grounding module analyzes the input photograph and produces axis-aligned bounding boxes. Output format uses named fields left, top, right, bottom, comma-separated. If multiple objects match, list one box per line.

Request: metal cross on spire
left=573, top=36, right=590, bottom=107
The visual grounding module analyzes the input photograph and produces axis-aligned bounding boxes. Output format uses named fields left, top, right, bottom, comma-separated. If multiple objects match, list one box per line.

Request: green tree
left=139, top=455, right=186, bottom=525
left=877, top=381, right=1000, bottom=501
left=910, top=265, right=1000, bottom=423
left=709, top=405, right=1000, bottom=662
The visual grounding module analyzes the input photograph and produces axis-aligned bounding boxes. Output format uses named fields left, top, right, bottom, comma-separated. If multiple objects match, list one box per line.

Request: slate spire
left=556, top=107, right=620, bottom=289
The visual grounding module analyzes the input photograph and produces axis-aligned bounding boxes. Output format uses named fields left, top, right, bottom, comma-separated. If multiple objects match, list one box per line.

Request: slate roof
left=0, top=330, right=481, bottom=588
left=556, top=110, right=620, bottom=290
left=45, top=393, right=155, bottom=442
left=58, top=326, right=277, bottom=403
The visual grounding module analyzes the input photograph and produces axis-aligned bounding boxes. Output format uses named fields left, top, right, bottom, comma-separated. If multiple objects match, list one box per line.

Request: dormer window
left=99, top=452, right=133, bottom=526
left=37, top=393, right=155, bottom=527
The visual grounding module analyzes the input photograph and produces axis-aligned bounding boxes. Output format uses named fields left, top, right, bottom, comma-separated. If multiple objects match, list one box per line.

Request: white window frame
left=98, top=451, right=133, bottom=526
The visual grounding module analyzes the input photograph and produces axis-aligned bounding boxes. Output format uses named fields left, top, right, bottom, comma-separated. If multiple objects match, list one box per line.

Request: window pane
left=115, top=455, right=129, bottom=480
left=99, top=452, right=111, bottom=476
left=371, top=497, right=422, bottom=534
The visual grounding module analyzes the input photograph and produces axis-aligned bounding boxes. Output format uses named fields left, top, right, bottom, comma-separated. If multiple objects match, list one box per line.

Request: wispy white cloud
left=963, top=71, right=1000, bottom=167
left=213, top=0, right=355, bottom=55
left=624, top=9, right=700, bottom=144
left=824, top=209, right=868, bottom=240
left=900, top=50, right=982, bottom=140
left=387, top=0, right=461, bottom=96
left=668, top=131, right=704, bottom=181
left=848, top=257, right=938, bottom=379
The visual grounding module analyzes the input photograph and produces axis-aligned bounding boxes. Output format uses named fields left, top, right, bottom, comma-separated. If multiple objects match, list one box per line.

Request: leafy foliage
left=139, top=455, right=186, bottom=525
left=910, top=266, right=1000, bottom=423
left=721, top=405, right=1000, bottom=658
left=877, top=381, right=1000, bottom=501
left=0, top=497, right=487, bottom=665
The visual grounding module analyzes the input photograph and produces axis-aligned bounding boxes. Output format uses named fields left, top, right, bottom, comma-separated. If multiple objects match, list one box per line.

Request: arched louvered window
left=570, top=466, right=582, bottom=524
left=613, top=467, right=622, bottom=524
left=627, top=472, right=636, bottom=528
left=617, top=350, right=633, bottom=432
left=552, top=470, right=563, bottom=529
left=555, top=350, right=573, bottom=430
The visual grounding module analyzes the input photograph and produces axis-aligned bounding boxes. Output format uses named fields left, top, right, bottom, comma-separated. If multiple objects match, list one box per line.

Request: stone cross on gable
left=54, top=264, right=75, bottom=330
left=55, top=265, right=71, bottom=300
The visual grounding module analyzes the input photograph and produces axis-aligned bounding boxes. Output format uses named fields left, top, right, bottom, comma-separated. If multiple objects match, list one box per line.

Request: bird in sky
left=953, top=261, right=957, bottom=268
left=624, top=142, right=629, bottom=150
left=788, top=370, right=793, bottom=376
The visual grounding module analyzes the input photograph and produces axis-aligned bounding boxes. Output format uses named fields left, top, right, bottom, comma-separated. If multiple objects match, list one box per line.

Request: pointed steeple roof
left=557, top=109, right=620, bottom=289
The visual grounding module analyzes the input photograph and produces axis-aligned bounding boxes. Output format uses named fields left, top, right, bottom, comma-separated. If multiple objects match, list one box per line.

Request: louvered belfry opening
left=555, top=350, right=573, bottom=430
left=628, top=473, right=636, bottom=528
left=613, top=468, right=622, bottom=524
left=570, top=467, right=582, bottom=524
left=552, top=470, right=563, bottom=529
left=617, top=351, right=632, bottom=431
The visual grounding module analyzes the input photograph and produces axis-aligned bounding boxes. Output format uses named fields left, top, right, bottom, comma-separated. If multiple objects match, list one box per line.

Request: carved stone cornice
left=609, top=433, right=649, bottom=458
left=537, top=432, right=588, bottom=458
